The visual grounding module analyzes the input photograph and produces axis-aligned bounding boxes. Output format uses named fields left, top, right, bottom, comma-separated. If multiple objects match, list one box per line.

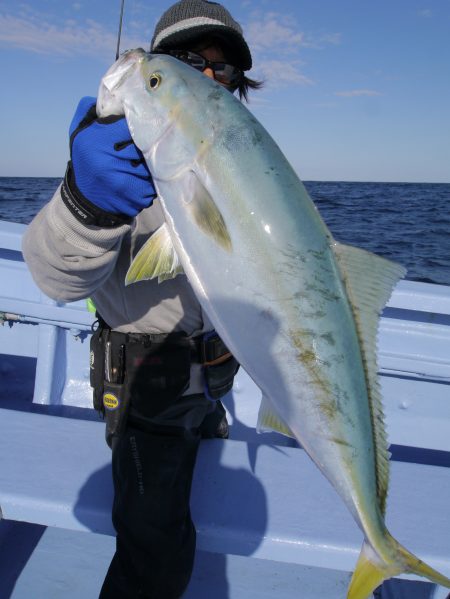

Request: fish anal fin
left=125, top=223, right=184, bottom=285
left=186, top=170, right=232, bottom=252
left=257, top=395, right=296, bottom=438
left=333, top=242, right=406, bottom=514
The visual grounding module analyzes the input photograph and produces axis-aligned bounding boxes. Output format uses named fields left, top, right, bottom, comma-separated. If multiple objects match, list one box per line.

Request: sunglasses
left=165, top=50, right=243, bottom=90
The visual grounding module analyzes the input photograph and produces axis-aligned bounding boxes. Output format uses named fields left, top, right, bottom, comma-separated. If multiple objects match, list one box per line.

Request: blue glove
left=61, top=96, right=156, bottom=227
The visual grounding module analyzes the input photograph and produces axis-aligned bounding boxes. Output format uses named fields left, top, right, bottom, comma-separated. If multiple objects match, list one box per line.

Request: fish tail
left=347, top=536, right=450, bottom=599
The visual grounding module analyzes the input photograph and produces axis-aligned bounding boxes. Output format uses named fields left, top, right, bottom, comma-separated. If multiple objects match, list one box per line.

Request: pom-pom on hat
left=151, top=0, right=252, bottom=70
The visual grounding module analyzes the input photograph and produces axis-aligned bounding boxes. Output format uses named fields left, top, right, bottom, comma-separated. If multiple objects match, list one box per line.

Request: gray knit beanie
left=151, top=0, right=252, bottom=70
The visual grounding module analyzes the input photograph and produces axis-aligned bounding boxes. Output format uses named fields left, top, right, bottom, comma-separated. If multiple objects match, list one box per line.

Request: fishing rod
left=115, top=0, right=125, bottom=60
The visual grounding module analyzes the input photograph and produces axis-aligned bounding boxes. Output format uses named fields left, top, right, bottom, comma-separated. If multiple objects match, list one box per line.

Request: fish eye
left=149, top=73, right=161, bottom=90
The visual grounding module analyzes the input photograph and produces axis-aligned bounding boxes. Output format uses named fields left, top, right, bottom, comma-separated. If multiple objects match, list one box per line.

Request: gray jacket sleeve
left=22, top=184, right=130, bottom=302
left=22, top=185, right=215, bottom=393
left=22, top=186, right=208, bottom=338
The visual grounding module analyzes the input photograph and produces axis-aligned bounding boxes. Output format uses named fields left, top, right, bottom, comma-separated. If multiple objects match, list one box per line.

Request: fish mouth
left=97, top=48, right=148, bottom=118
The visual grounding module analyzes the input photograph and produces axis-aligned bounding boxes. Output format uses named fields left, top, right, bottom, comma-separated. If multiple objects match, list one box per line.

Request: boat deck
left=1, top=220, right=449, bottom=599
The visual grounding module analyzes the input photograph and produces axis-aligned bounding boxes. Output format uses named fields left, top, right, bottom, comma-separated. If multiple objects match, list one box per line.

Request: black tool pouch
left=103, top=380, right=130, bottom=442
left=90, top=321, right=131, bottom=445
left=203, top=355, right=240, bottom=400
left=199, top=333, right=239, bottom=401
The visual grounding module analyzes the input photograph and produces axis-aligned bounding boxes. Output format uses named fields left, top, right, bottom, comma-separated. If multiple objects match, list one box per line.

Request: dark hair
left=236, top=74, right=264, bottom=103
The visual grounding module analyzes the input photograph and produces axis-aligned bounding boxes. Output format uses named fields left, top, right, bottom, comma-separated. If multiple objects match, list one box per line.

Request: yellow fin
left=348, top=537, right=450, bottom=599
left=256, top=395, right=295, bottom=438
left=348, top=541, right=401, bottom=599
left=333, top=242, right=406, bottom=514
left=125, top=223, right=184, bottom=285
left=186, top=170, right=232, bottom=252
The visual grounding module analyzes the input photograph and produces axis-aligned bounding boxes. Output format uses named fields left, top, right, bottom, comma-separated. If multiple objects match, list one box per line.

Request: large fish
left=97, top=48, right=450, bottom=598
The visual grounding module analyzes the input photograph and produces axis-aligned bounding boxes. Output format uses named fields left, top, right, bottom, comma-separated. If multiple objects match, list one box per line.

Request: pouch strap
left=194, top=333, right=232, bottom=366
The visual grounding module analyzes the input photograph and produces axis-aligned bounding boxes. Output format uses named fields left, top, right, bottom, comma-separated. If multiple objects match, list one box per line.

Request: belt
left=94, top=320, right=232, bottom=367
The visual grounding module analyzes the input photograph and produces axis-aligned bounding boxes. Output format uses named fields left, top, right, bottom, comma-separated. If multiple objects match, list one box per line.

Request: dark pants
left=99, top=394, right=226, bottom=599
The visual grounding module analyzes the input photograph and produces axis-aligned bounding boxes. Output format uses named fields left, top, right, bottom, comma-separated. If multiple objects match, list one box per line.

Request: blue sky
left=0, top=0, right=449, bottom=182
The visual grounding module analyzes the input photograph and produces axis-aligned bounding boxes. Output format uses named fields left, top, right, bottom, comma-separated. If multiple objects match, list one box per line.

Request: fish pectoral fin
left=185, top=170, right=232, bottom=252
left=125, top=223, right=184, bottom=285
left=257, top=395, right=296, bottom=438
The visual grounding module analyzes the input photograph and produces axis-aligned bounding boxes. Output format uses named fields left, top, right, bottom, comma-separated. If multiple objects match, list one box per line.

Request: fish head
left=97, top=48, right=147, bottom=117
left=97, top=49, right=230, bottom=179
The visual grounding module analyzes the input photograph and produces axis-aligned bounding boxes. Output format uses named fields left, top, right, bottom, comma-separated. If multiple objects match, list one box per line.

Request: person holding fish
left=21, top=0, right=450, bottom=595
left=23, top=1, right=262, bottom=597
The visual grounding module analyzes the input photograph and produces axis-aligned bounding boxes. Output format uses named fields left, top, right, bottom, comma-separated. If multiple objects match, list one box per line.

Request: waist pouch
left=90, top=323, right=239, bottom=440
left=201, top=332, right=239, bottom=400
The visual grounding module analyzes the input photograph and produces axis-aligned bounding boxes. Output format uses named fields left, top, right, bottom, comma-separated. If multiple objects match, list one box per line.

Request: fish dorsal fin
left=257, top=395, right=296, bottom=439
left=125, top=223, right=184, bottom=285
left=333, top=241, right=406, bottom=515
left=185, top=170, right=232, bottom=252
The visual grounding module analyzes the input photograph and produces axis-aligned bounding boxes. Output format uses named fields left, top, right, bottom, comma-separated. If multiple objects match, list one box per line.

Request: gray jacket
left=22, top=186, right=213, bottom=393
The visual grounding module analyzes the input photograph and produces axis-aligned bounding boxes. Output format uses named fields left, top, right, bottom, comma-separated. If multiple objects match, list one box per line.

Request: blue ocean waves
left=0, top=177, right=449, bottom=286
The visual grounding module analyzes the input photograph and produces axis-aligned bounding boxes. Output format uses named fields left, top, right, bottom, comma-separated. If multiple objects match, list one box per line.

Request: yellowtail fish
left=97, top=49, right=450, bottom=598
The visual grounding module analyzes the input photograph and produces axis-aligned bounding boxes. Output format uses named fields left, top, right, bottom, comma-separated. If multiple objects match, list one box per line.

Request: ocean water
left=1, top=176, right=449, bottom=286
